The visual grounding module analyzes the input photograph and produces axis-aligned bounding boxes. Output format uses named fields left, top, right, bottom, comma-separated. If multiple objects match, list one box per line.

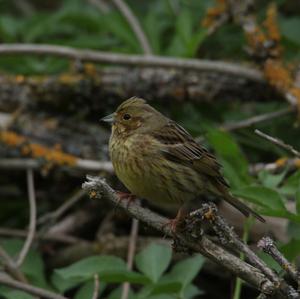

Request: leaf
left=183, top=284, right=204, bottom=299
left=165, top=255, right=205, bottom=289
left=280, top=239, right=300, bottom=261
left=0, top=289, right=34, bottom=299
left=296, top=186, right=300, bottom=215
left=55, top=255, right=126, bottom=280
left=280, top=17, right=300, bottom=46
left=258, top=170, right=287, bottom=189
left=135, top=243, right=172, bottom=283
left=233, top=185, right=286, bottom=211
left=280, top=170, right=300, bottom=196
left=1, top=239, right=49, bottom=289
left=206, top=129, right=252, bottom=188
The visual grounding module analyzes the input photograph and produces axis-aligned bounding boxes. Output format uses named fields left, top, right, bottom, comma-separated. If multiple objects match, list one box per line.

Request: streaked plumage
left=104, top=97, right=264, bottom=223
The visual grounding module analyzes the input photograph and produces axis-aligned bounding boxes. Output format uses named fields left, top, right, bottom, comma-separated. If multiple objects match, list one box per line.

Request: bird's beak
left=100, top=113, right=115, bottom=124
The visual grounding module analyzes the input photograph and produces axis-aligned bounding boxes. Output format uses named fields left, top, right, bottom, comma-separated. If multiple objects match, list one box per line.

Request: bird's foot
left=115, top=191, right=137, bottom=208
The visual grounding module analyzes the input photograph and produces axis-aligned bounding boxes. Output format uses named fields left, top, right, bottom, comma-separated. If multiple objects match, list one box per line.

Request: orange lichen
left=263, top=60, right=293, bottom=91
left=263, top=4, right=280, bottom=43
left=89, top=190, right=97, bottom=199
left=15, top=75, right=25, bottom=84
left=58, top=73, right=83, bottom=85
left=0, top=131, right=26, bottom=147
left=204, top=208, right=216, bottom=221
left=0, top=130, right=77, bottom=167
left=202, top=0, right=227, bottom=28
left=83, top=63, right=97, bottom=77
left=275, top=157, right=288, bottom=167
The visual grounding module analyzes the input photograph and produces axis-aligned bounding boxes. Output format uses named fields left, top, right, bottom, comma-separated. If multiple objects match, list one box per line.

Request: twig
left=221, top=107, right=294, bottom=131
left=111, top=0, right=152, bottom=55
left=250, top=158, right=300, bottom=174
left=82, top=176, right=278, bottom=296
left=121, top=218, right=139, bottom=299
left=0, top=246, right=27, bottom=283
left=0, top=228, right=83, bottom=245
left=0, top=275, right=68, bottom=299
left=0, top=44, right=264, bottom=82
left=190, top=203, right=280, bottom=285
left=258, top=237, right=300, bottom=287
left=255, top=129, right=300, bottom=158
left=0, top=158, right=113, bottom=173
left=16, top=169, right=37, bottom=267
left=92, top=274, right=100, bottom=299
left=37, top=189, right=86, bottom=225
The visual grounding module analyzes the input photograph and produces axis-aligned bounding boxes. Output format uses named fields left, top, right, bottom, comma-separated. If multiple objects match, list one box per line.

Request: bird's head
left=101, top=97, right=166, bottom=135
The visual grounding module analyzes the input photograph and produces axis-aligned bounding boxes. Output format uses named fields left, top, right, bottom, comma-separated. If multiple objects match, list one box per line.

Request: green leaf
left=1, top=239, right=49, bottom=289
left=258, top=170, right=287, bottom=189
left=183, top=284, right=204, bottom=299
left=233, top=186, right=286, bottom=211
left=165, top=255, right=205, bottom=289
left=135, top=243, right=172, bottom=283
left=55, top=255, right=127, bottom=280
left=280, top=17, right=300, bottom=46
left=206, top=129, right=252, bottom=188
left=280, top=170, right=300, bottom=196
left=0, top=289, right=34, bottom=299
left=280, top=239, right=300, bottom=261
left=54, top=255, right=148, bottom=291
left=296, top=186, right=300, bottom=215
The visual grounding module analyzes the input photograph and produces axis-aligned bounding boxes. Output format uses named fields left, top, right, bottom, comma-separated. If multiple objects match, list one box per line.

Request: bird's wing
left=152, top=121, right=229, bottom=186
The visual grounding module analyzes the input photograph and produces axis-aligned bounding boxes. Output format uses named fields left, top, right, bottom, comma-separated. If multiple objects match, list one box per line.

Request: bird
left=101, top=97, right=265, bottom=228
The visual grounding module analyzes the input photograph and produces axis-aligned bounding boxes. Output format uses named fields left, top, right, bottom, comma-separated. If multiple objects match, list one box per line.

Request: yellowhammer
left=102, top=97, right=265, bottom=228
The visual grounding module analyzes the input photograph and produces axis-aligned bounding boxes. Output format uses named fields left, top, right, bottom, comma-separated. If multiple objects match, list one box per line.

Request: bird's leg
left=164, top=207, right=187, bottom=233
left=115, top=191, right=137, bottom=208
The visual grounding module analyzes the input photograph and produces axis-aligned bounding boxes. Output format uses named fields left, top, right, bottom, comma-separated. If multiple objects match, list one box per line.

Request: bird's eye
left=123, top=113, right=131, bottom=120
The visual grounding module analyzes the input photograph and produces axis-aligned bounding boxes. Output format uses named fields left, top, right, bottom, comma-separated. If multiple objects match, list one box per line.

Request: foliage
left=0, top=242, right=204, bottom=299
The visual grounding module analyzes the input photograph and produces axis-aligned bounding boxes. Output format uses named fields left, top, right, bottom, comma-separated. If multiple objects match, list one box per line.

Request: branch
left=121, top=218, right=139, bottom=299
left=0, top=275, right=68, bottom=299
left=0, top=44, right=264, bottom=82
left=221, top=106, right=294, bottom=131
left=255, top=129, right=300, bottom=158
left=0, top=158, right=113, bottom=173
left=258, top=237, right=300, bottom=287
left=16, top=169, right=37, bottom=267
left=0, top=246, right=27, bottom=283
left=92, top=274, right=100, bottom=299
left=82, top=176, right=276, bottom=295
left=111, top=0, right=152, bottom=55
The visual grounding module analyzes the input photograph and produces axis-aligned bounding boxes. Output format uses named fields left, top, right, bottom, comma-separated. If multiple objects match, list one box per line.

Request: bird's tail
left=224, top=193, right=265, bottom=223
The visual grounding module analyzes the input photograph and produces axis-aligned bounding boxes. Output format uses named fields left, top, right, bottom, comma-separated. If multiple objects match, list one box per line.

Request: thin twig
left=111, top=0, right=152, bottom=55
left=255, top=129, right=300, bottom=158
left=0, top=158, right=113, bottom=173
left=258, top=237, right=300, bottom=286
left=16, top=169, right=37, bottom=267
left=92, top=274, right=100, bottom=299
left=121, top=218, right=139, bottom=299
left=0, top=44, right=264, bottom=82
left=82, top=176, right=278, bottom=296
left=0, top=275, right=68, bottom=299
left=37, top=189, right=86, bottom=225
left=221, top=107, right=294, bottom=131
left=0, top=246, right=27, bottom=282
left=0, top=228, right=83, bottom=245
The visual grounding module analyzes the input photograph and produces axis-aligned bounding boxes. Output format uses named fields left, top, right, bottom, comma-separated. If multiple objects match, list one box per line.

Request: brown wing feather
left=152, top=120, right=229, bottom=187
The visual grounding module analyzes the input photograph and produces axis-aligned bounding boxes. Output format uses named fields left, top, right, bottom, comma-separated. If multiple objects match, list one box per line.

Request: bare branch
left=0, top=44, right=264, bottom=82
left=258, top=237, right=300, bottom=286
left=221, top=107, right=294, bottom=131
left=82, top=176, right=276, bottom=295
left=0, top=275, right=68, bottom=299
left=121, top=218, right=139, bottom=299
left=111, top=0, right=152, bottom=55
left=255, top=129, right=300, bottom=158
left=92, top=274, right=100, bottom=299
left=0, top=227, right=83, bottom=245
left=0, top=158, right=113, bottom=173
left=37, top=189, right=86, bottom=225
left=0, top=246, right=27, bottom=283
left=16, top=169, right=37, bottom=267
